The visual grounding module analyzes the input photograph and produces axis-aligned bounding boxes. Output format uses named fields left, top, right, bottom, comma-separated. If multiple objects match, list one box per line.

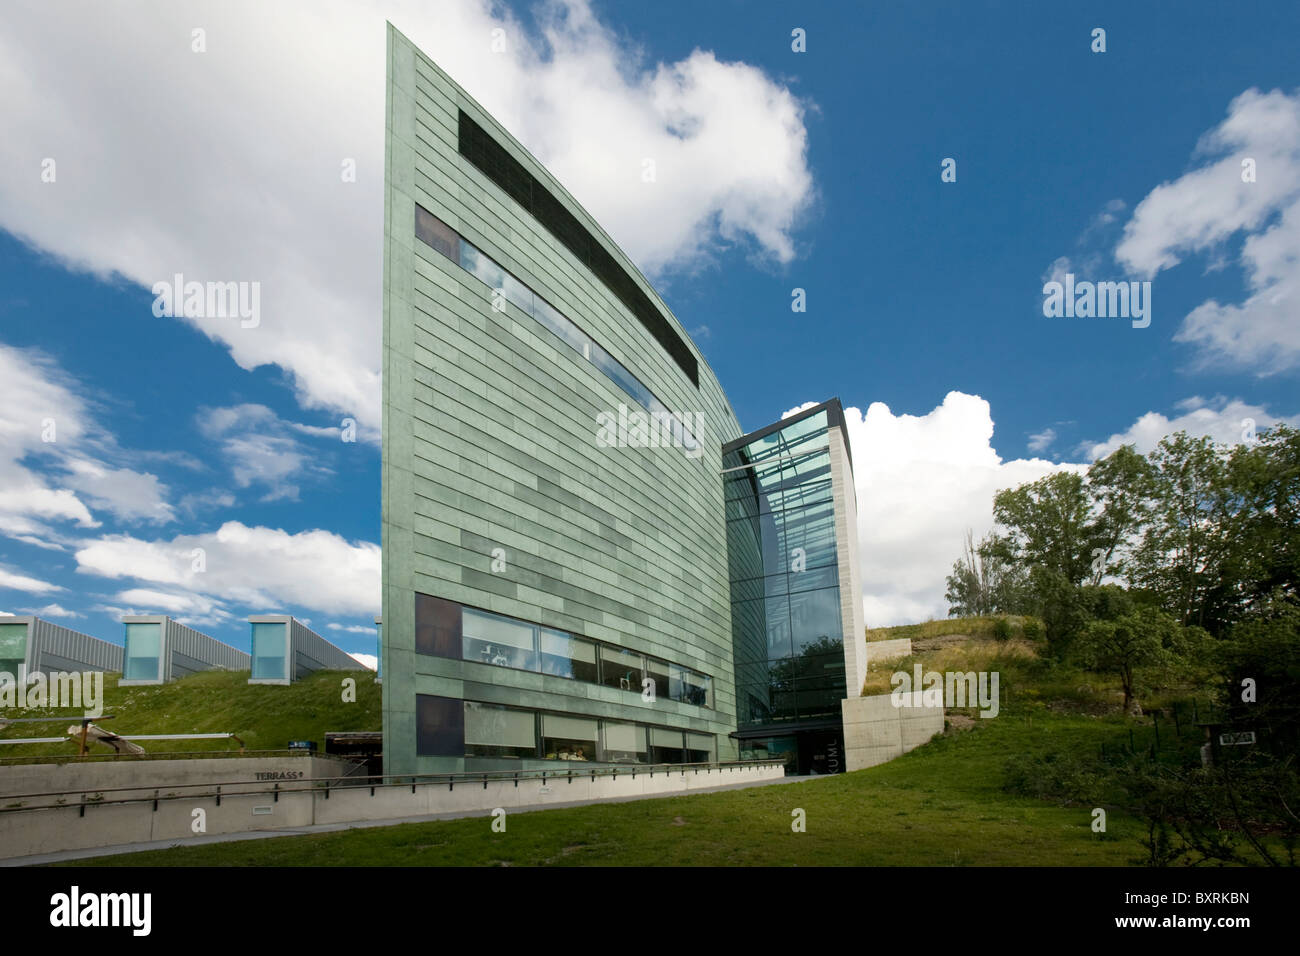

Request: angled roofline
left=723, top=397, right=854, bottom=472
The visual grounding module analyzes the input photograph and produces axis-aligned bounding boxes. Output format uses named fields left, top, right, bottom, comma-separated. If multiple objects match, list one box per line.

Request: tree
left=1128, top=433, right=1234, bottom=630
left=993, top=471, right=1097, bottom=587
left=944, top=529, right=1027, bottom=617
left=1074, top=607, right=1180, bottom=715
left=1085, top=444, right=1154, bottom=585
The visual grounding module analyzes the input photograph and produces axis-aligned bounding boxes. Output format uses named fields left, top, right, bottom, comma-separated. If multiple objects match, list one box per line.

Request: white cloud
left=328, top=623, right=378, bottom=634
left=75, top=521, right=380, bottom=617
left=1027, top=428, right=1057, bottom=453
left=1116, top=87, right=1300, bottom=372
left=24, top=603, right=80, bottom=618
left=0, top=343, right=180, bottom=538
left=349, top=653, right=378, bottom=671
left=1082, top=396, right=1300, bottom=459
left=835, top=392, right=1079, bottom=627
left=0, top=567, right=64, bottom=594
left=0, top=0, right=815, bottom=433
left=196, top=404, right=336, bottom=502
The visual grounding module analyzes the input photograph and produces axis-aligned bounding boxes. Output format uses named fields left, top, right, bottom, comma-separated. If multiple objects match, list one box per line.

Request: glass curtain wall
left=725, top=410, right=847, bottom=733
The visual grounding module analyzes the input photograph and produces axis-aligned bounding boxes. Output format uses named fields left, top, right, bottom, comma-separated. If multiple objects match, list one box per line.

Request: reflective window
left=0, top=623, right=27, bottom=676
left=413, top=592, right=713, bottom=710
left=541, top=714, right=597, bottom=762
left=414, top=204, right=695, bottom=446
left=649, top=727, right=685, bottom=764
left=600, top=721, right=647, bottom=764
left=465, top=701, right=537, bottom=759
left=124, top=622, right=162, bottom=681
left=539, top=628, right=597, bottom=682
left=685, top=732, right=715, bottom=763
left=251, top=622, right=288, bottom=680
left=463, top=608, right=538, bottom=671
left=725, top=408, right=851, bottom=730
left=681, top=670, right=713, bottom=709
left=600, top=645, right=643, bottom=691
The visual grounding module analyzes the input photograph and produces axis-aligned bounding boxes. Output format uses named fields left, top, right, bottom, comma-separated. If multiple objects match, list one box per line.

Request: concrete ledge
left=0, top=762, right=784, bottom=861
left=864, top=638, right=912, bottom=667
left=841, top=693, right=943, bottom=772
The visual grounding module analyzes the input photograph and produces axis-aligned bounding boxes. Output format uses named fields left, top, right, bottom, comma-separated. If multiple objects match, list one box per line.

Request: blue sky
left=1, top=0, right=1297, bottom=646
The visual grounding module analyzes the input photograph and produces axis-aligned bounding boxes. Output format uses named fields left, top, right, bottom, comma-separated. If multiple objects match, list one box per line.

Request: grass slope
left=71, top=626, right=1168, bottom=866
left=0, top=670, right=381, bottom=760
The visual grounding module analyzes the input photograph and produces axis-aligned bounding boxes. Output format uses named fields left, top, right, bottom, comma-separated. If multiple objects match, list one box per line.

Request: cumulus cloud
left=75, top=521, right=380, bottom=617
left=0, top=0, right=815, bottom=433
left=1081, top=395, right=1300, bottom=459
left=1116, top=87, right=1300, bottom=373
left=349, top=653, right=378, bottom=671
left=825, top=392, right=1079, bottom=627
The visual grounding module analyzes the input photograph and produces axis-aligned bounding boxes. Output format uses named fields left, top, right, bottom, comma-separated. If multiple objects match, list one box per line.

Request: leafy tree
left=1085, top=444, right=1154, bottom=584
left=944, top=529, right=1027, bottom=617
left=993, top=471, right=1097, bottom=587
left=1128, top=433, right=1235, bottom=630
left=1073, top=607, right=1181, bottom=715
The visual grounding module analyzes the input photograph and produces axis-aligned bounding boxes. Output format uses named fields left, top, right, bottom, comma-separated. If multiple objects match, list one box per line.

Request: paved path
left=7, top=771, right=829, bottom=866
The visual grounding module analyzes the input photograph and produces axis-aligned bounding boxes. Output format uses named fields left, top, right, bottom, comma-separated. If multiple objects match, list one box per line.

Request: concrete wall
left=829, top=425, right=866, bottom=698
left=842, top=692, right=944, bottom=772
left=0, top=761, right=783, bottom=861
left=865, top=638, right=912, bottom=667
left=0, top=755, right=357, bottom=799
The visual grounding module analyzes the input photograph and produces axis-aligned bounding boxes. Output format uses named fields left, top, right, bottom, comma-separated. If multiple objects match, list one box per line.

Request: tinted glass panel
left=124, top=622, right=162, bottom=680
left=251, top=622, right=287, bottom=680
left=415, top=593, right=461, bottom=658
left=417, top=694, right=464, bottom=756
left=414, top=205, right=460, bottom=261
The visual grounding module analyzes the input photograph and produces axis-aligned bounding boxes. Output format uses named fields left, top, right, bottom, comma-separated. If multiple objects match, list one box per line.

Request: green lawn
left=69, top=706, right=1149, bottom=866
left=1, top=669, right=381, bottom=761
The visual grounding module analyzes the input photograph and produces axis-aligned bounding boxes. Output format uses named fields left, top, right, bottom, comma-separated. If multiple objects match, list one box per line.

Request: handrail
left=0, top=747, right=316, bottom=766
left=0, top=759, right=786, bottom=814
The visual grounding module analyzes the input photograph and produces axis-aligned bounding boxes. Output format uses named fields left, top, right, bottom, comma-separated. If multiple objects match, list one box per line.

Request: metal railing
left=0, top=747, right=319, bottom=767
left=0, top=759, right=786, bottom=816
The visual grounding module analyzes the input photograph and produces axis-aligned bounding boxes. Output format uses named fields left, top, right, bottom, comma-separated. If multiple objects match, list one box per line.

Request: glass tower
left=725, top=400, right=862, bottom=774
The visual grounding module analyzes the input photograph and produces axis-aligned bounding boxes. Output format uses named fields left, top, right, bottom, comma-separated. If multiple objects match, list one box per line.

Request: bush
left=993, top=617, right=1013, bottom=641
left=1022, top=618, right=1043, bottom=641
left=1002, top=751, right=1103, bottom=806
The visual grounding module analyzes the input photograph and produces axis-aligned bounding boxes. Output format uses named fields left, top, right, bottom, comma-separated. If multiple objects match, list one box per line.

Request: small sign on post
left=1218, top=731, right=1256, bottom=746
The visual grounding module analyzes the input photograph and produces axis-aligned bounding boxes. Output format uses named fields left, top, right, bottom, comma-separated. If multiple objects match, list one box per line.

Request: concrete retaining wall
left=0, top=755, right=356, bottom=799
left=0, top=762, right=783, bottom=861
left=864, top=638, right=912, bottom=667
left=842, top=692, right=943, bottom=772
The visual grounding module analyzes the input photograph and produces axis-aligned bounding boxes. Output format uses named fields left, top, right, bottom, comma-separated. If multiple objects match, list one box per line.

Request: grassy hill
left=0, top=669, right=381, bottom=761
left=69, top=617, right=1229, bottom=866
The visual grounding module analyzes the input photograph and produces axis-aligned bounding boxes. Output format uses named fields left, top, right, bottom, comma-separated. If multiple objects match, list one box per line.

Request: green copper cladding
left=382, top=24, right=743, bottom=776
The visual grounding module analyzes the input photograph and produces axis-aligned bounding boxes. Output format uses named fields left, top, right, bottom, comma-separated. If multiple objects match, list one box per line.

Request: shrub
left=993, top=617, right=1013, bottom=641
